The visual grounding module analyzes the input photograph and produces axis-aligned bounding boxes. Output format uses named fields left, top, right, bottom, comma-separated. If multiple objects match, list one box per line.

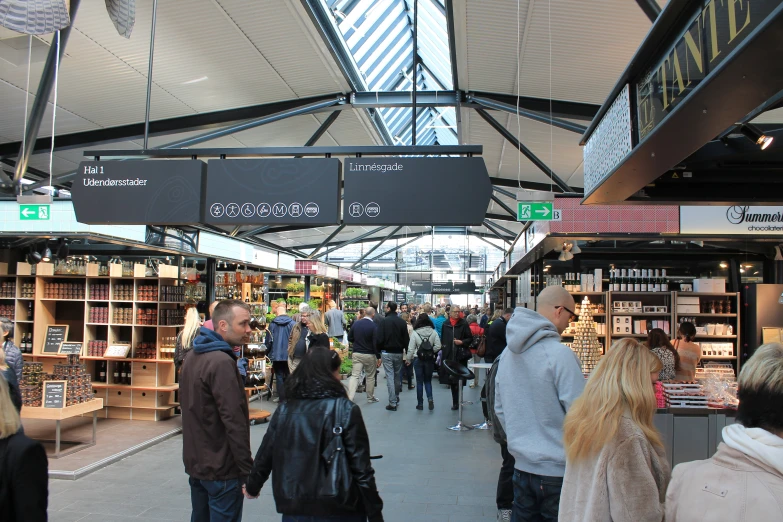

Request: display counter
left=654, top=408, right=737, bottom=468
left=21, top=398, right=104, bottom=458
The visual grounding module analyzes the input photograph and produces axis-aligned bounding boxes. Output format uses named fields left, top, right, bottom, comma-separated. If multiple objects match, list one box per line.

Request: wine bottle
left=633, top=269, right=641, bottom=292
left=126, top=362, right=132, bottom=385
left=641, top=269, right=648, bottom=292
left=113, top=363, right=120, bottom=384
left=661, top=269, right=668, bottom=292
left=610, top=269, right=616, bottom=291
left=653, top=269, right=660, bottom=292
left=620, top=269, right=627, bottom=292
left=99, top=362, right=106, bottom=383
left=613, top=269, right=620, bottom=292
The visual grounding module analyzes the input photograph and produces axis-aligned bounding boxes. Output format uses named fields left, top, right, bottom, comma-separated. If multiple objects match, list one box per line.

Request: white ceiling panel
left=313, top=110, right=379, bottom=146
left=465, top=0, right=653, bottom=104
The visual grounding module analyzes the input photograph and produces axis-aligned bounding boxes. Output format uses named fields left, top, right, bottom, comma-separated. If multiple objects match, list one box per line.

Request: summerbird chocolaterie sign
left=637, top=0, right=779, bottom=139
left=681, top=205, right=783, bottom=235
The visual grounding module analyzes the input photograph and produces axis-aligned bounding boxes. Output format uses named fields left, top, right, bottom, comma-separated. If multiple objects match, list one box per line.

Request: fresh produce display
left=345, top=313, right=356, bottom=323
left=287, top=297, right=304, bottom=307
left=307, top=299, right=322, bottom=310
left=339, top=357, right=353, bottom=375
left=345, top=287, right=368, bottom=298
left=285, top=282, right=305, bottom=293
left=310, top=285, right=324, bottom=293
left=343, top=300, right=366, bottom=311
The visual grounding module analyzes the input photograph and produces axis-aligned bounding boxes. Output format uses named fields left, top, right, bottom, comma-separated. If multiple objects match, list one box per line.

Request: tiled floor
left=48, top=375, right=502, bottom=522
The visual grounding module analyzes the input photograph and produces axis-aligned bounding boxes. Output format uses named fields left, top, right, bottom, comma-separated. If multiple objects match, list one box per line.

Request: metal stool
left=443, top=360, right=475, bottom=432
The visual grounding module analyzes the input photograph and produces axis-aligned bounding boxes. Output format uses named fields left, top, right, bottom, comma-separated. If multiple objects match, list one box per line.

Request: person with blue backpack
left=406, top=314, right=441, bottom=411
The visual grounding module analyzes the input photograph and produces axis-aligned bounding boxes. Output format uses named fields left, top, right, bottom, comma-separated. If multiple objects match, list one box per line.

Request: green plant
left=310, top=285, right=324, bottom=293
left=345, top=313, right=356, bottom=323
left=307, top=299, right=322, bottom=310
left=285, top=282, right=305, bottom=293
left=333, top=340, right=345, bottom=351
left=275, top=298, right=286, bottom=304
left=265, top=313, right=276, bottom=323
left=287, top=297, right=304, bottom=307
left=345, top=287, right=367, bottom=298
left=339, top=357, right=353, bottom=375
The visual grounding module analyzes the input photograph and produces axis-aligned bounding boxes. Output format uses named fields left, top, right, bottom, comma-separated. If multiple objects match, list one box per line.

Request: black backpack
left=416, top=331, right=435, bottom=361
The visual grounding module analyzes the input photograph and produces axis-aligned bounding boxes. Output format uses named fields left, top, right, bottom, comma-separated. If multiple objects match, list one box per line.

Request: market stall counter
left=654, top=408, right=737, bottom=468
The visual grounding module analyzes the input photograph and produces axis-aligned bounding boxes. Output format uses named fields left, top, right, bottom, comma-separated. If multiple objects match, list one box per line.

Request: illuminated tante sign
left=681, top=205, right=783, bottom=235
left=637, top=0, right=779, bottom=139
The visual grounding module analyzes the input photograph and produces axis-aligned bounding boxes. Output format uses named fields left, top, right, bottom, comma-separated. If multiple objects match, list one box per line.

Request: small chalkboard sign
left=43, top=325, right=69, bottom=354
left=59, top=342, right=83, bottom=355
left=43, top=380, right=67, bottom=408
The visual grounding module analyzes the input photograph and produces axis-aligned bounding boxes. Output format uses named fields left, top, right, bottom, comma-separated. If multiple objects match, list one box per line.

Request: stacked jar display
left=136, top=307, right=157, bottom=325
left=20, top=282, right=35, bottom=298
left=53, top=356, right=95, bottom=406
left=159, top=309, right=184, bottom=326
left=0, top=281, right=15, bottom=298
left=160, top=285, right=185, bottom=302
left=113, top=283, right=133, bottom=301
left=137, top=285, right=158, bottom=302
left=44, top=282, right=84, bottom=299
left=89, top=283, right=109, bottom=300
left=113, top=307, right=133, bottom=324
left=0, top=304, right=13, bottom=319
left=89, top=306, right=109, bottom=323
left=136, top=342, right=157, bottom=359
left=87, top=340, right=108, bottom=356
left=21, top=362, right=44, bottom=407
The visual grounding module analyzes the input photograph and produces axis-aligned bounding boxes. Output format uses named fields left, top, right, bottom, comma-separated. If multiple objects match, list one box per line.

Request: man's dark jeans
left=189, top=476, right=244, bottom=522
left=272, top=360, right=290, bottom=402
left=282, top=515, right=367, bottom=522
left=497, top=442, right=515, bottom=510
left=511, top=469, right=563, bottom=522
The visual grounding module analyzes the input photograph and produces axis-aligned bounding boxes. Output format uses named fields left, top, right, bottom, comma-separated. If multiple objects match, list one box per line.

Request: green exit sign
left=517, top=201, right=553, bottom=221
left=20, top=204, right=50, bottom=221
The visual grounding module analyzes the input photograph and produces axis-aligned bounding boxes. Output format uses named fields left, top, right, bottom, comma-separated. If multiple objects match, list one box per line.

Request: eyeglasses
left=556, top=305, right=576, bottom=318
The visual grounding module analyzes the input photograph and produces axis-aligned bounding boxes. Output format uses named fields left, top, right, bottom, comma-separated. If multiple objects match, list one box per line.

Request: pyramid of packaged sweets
left=570, top=297, right=602, bottom=374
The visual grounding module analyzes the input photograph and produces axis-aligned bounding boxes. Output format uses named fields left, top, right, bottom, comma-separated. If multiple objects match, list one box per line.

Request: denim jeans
left=189, top=476, right=244, bottom=522
left=272, top=360, right=290, bottom=402
left=400, top=359, right=414, bottom=384
left=283, top=515, right=367, bottom=522
left=497, top=443, right=516, bottom=510
left=511, top=470, right=563, bottom=522
left=381, top=352, right=403, bottom=406
left=413, top=358, right=434, bottom=405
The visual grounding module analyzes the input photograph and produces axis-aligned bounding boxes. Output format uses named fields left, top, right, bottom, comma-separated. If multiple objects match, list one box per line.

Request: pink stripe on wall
left=549, top=198, right=679, bottom=234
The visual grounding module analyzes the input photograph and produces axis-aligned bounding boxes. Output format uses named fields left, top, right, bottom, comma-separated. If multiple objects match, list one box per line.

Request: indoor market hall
left=0, top=1, right=782, bottom=522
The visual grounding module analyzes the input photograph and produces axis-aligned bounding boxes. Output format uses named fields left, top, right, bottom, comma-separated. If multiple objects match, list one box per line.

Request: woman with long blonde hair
left=174, top=307, right=201, bottom=372
left=306, top=309, right=330, bottom=349
left=559, top=338, right=670, bottom=522
left=0, top=373, right=48, bottom=521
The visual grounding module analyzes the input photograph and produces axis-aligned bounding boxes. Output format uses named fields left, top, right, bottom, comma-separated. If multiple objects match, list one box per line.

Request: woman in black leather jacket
left=245, top=347, right=383, bottom=522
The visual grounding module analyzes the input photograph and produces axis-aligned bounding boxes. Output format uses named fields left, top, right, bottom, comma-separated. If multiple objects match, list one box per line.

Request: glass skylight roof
left=325, top=0, right=456, bottom=145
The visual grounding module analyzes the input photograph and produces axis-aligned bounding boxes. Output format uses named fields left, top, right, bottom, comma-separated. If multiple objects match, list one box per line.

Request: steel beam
left=287, top=230, right=506, bottom=250
left=351, top=90, right=461, bottom=109
left=238, top=225, right=273, bottom=238
left=635, top=0, right=661, bottom=23
left=469, top=91, right=599, bottom=122
left=299, top=0, right=394, bottom=146
left=307, top=224, right=346, bottom=259
left=485, top=212, right=517, bottom=223
left=13, top=0, right=81, bottom=186
left=303, top=111, right=341, bottom=147
left=492, top=185, right=516, bottom=199
left=475, top=108, right=572, bottom=193
left=468, top=95, right=587, bottom=134
left=445, top=0, right=460, bottom=91
left=412, top=0, right=418, bottom=146
left=489, top=176, right=574, bottom=193
left=483, top=220, right=512, bottom=244
left=361, top=233, right=427, bottom=265
left=351, top=226, right=402, bottom=268
left=472, top=232, right=505, bottom=252
left=143, top=0, right=159, bottom=149
left=491, top=194, right=517, bottom=218
left=0, top=94, right=345, bottom=158
left=485, top=219, right=516, bottom=237
left=314, top=226, right=387, bottom=259
left=83, top=145, right=482, bottom=158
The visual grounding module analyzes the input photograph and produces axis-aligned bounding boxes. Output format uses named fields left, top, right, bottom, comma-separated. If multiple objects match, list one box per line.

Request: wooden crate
left=86, top=263, right=101, bottom=277
left=133, top=264, right=147, bottom=278
left=37, top=262, right=54, bottom=276
left=109, top=264, right=123, bottom=278
left=158, top=264, right=179, bottom=278
left=16, top=262, right=32, bottom=276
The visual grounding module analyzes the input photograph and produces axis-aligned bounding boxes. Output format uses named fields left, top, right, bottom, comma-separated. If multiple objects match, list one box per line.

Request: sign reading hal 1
left=20, top=204, right=49, bottom=220
left=517, top=202, right=553, bottom=221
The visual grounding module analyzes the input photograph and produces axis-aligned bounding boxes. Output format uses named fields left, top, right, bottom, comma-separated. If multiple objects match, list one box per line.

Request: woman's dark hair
left=285, top=347, right=346, bottom=400
left=678, top=322, right=697, bottom=342
left=647, top=328, right=680, bottom=370
left=413, top=313, right=434, bottom=330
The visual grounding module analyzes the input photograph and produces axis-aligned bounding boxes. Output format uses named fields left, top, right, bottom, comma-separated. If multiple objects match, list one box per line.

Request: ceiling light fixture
left=739, top=123, right=774, bottom=150
left=41, top=244, right=52, bottom=263
left=719, top=261, right=728, bottom=268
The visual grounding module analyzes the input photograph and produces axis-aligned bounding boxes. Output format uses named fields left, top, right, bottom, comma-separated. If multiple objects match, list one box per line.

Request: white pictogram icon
left=241, top=203, right=255, bottom=218
left=210, top=203, right=225, bottom=218
left=348, top=202, right=364, bottom=218
left=288, top=202, right=303, bottom=218
left=365, top=202, right=380, bottom=218
left=226, top=203, right=240, bottom=218
left=304, top=202, right=319, bottom=218
left=257, top=203, right=271, bottom=217
left=272, top=203, right=287, bottom=217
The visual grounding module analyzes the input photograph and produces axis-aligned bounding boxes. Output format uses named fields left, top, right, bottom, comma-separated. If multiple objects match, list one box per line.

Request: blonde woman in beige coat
left=666, top=342, right=783, bottom=522
left=559, top=338, right=670, bottom=522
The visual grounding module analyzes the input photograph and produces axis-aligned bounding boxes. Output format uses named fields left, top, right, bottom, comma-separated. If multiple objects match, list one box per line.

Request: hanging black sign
left=411, top=280, right=432, bottom=293
left=204, top=159, right=341, bottom=225
left=636, top=0, right=780, bottom=139
left=72, top=161, right=205, bottom=224
left=431, top=281, right=454, bottom=294
left=342, top=158, right=492, bottom=225
left=453, top=282, right=477, bottom=293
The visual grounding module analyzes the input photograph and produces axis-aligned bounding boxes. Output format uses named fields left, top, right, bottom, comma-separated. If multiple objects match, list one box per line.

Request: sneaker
left=428, top=400, right=434, bottom=410
left=368, top=397, right=380, bottom=403
left=408, top=384, right=415, bottom=390
left=416, top=404, right=423, bottom=410
left=272, top=397, right=280, bottom=403
left=451, top=404, right=459, bottom=411
left=497, top=509, right=512, bottom=521
left=386, top=405, right=397, bottom=411
left=469, top=383, right=477, bottom=389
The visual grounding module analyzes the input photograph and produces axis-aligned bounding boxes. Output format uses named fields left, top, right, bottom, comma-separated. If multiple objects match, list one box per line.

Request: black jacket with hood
left=440, top=317, right=474, bottom=384
left=180, top=327, right=252, bottom=481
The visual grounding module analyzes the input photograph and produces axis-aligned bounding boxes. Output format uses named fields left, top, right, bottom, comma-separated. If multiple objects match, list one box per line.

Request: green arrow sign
left=517, top=201, right=553, bottom=221
left=20, top=204, right=50, bottom=221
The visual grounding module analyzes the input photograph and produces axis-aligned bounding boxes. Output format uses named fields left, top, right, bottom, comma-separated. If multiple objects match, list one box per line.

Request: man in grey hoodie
left=494, top=286, right=585, bottom=522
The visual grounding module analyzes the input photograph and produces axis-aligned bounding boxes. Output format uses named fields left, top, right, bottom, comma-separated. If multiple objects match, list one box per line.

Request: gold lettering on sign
left=658, top=57, right=670, bottom=110
left=702, top=0, right=721, bottom=62
left=671, top=48, right=687, bottom=95
left=728, top=0, right=752, bottom=43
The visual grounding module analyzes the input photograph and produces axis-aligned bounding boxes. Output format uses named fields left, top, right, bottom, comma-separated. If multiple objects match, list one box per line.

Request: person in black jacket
left=0, top=373, right=48, bottom=522
left=485, top=308, right=513, bottom=363
left=244, top=347, right=383, bottom=522
left=375, top=302, right=410, bottom=411
left=440, top=305, right=475, bottom=410
left=348, top=307, right=381, bottom=403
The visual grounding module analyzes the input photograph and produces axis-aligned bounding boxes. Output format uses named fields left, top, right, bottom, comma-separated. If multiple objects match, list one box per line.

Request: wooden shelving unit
left=17, top=262, right=183, bottom=421
left=675, top=292, right=741, bottom=373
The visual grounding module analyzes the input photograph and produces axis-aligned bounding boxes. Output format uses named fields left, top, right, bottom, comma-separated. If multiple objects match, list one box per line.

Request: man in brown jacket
left=180, top=299, right=253, bottom=522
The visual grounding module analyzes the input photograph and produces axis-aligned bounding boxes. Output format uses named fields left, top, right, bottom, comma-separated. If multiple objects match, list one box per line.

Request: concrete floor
left=47, top=376, right=502, bottom=522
